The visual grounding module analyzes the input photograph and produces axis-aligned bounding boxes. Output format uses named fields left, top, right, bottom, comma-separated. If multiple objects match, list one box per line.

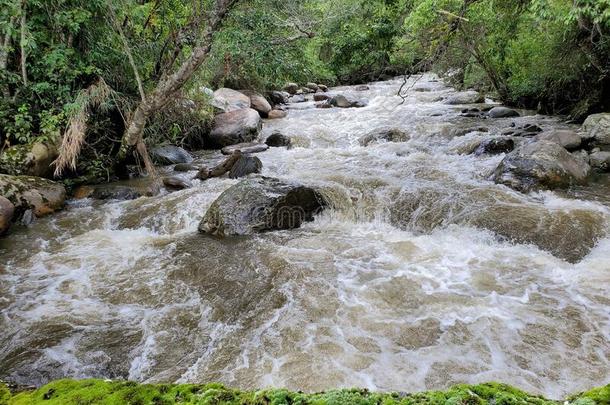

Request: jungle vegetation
left=0, top=0, right=608, bottom=182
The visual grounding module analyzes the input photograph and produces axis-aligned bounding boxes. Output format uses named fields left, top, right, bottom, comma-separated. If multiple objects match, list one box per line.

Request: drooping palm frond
left=53, top=78, right=113, bottom=176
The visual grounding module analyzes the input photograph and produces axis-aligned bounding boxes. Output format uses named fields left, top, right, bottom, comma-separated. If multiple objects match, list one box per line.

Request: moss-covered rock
left=1, top=380, right=608, bottom=405
left=0, top=174, right=66, bottom=218
left=0, top=143, right=58, bottom=178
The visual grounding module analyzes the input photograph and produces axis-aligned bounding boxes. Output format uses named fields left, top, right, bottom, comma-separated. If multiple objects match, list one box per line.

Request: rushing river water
left=0, top=74, right=609, bottom=399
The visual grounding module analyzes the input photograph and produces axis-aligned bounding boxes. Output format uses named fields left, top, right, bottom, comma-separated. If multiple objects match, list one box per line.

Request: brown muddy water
left=0, top=74, right=608, bottom=399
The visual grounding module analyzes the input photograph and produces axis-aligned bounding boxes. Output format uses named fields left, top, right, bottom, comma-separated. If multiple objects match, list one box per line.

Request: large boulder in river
left=0, top=195, right=14, bottom=235
left=487, top=106, right=520, bottom=118
left=444, top=91, right=484, bottom=105
left=150, top=145, right=193, bottom=165
left=211, top=88, right=251, bottom=113
left=493, top=141, right=590, bottom=192
left=209, top=108, right=262, bottom=147
left=199, top=176, right=326, bottom=236
left=581, top=113, right=610, bottom=146
left=329, top=94, right=367, bottom=108
left=0, top=143, right=58, bottom=178
left=536, top=129, right=582, bottom=151
left=0, top=174, right=66, bottom=217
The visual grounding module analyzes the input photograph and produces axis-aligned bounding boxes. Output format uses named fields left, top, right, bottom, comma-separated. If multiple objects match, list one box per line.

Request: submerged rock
left=90, top=184, right=143, bottom=200
left=391, top=185, right=605, bottom=263
left=0, top=142, right=58, bottom=178
left=450, top=126, right=489, bottom=138
left=487, top=106, right=520, bottom=118
left=265, top=132, right=292, bottom=148
left=493, top=141, right=590, bottom=192
left=209, top=108, right=262, bottom=147
left=0, top=174, right=66, bottom=217
left=228, top=155, right=262, bottom=179
left=290, top=94, right=306, bottom=103
left=0, top=195, right=14, bottom=235
left=444, top=91, right=484, bottom=105
left=536, top=130, right=582, bottom=151
left=359, top=128, right=410, bottom=146
left=199, top=176, right=326, bottom=236
left=151, top=145, right=193, bottom=165
left=211, top=88, right=251, bottom=113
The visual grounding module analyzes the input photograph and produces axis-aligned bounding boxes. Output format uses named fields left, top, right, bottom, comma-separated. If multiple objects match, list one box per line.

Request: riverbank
left=1, top=380, right=609, bottom=405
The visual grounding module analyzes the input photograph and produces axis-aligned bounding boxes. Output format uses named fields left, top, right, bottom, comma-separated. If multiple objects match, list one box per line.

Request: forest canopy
left=0, top=0, right=608, bottom=182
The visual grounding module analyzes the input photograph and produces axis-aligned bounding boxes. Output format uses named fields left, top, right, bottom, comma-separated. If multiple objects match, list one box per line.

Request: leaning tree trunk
left=118, top=0, right=238, bottom=166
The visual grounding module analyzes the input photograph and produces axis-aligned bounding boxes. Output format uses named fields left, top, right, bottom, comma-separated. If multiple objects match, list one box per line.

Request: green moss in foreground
left=0, top=380, right=608, bottom=405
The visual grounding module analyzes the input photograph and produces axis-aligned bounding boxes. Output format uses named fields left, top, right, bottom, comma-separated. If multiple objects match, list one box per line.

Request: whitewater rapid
left=0, top=74, right=608, bottom=399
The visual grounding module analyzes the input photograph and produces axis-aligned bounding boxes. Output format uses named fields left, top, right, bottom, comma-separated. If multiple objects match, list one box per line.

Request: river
left=0, top=74, right=608, bottom=399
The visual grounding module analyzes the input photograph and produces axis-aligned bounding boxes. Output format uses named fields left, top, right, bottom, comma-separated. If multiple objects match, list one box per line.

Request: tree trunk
left=20, top=0, right=27, bottom=86
left=118, top=0, right=238, bottom=167
left=0, top=17, right=16, bottom=98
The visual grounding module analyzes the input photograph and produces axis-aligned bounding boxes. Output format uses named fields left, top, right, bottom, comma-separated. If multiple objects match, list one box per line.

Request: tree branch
left=108, top=2, right=146, bottom=102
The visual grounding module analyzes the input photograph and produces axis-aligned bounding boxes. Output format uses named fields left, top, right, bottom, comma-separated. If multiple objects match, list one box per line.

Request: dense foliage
left=2, top=380, right=609, bottom=405
left=0, top=0, right=608, bottom=182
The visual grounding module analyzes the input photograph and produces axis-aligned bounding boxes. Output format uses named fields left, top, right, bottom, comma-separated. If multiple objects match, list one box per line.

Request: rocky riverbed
left=0, top=74, right=608, bottom=399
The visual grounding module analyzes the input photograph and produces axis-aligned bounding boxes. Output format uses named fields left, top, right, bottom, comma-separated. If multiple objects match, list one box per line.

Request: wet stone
left=163, top=176, right=192, bottom=190
left=174, top=163, right=200, bottom=172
